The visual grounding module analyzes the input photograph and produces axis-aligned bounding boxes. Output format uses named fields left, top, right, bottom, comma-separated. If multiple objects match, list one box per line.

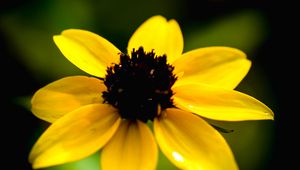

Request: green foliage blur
left=1, top=0, right=276, bottom=170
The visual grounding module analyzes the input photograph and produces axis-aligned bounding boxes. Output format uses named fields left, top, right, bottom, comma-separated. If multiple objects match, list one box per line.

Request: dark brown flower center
left=102, top=47, right=177, bottom=122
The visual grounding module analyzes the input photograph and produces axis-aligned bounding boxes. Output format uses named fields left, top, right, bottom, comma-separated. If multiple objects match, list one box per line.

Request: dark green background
left=1, top=0, right=289, bottom=169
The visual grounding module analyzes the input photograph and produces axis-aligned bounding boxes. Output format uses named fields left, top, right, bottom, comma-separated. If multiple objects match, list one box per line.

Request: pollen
left=102, top=47, right=177, bottom=122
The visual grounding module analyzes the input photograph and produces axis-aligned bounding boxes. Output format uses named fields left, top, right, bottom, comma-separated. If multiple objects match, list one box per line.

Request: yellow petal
left=101, top=120, right=157, bottom=170
left=31, top=76, right=105, bottom=123
left=53, top=29, right=120, bottom=77
left=173, top=47, right=251, bottom=89
left=29, top=104, right=121, bottom=169
left=154, top=108, right=238, bottom=170
left=173, top=83, right=274, bottom=121
left=127, top=15, right=183, bottom=63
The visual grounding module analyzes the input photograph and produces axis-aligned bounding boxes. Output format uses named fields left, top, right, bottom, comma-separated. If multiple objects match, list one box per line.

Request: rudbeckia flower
left=29, top=15, right=274, bottom=170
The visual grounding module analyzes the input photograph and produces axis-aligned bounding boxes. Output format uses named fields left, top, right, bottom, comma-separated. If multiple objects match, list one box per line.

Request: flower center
left=102, top=47, right=177, bottom=122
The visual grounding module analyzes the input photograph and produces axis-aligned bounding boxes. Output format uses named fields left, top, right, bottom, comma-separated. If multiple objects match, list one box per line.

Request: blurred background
left=0, top=0, right=288, bottom=169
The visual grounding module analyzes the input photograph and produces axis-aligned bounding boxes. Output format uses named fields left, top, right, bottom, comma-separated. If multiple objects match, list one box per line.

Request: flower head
left=29, top=15, right=274, bottom=170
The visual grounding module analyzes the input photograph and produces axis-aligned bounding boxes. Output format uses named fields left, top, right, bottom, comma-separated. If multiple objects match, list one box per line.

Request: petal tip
left=260, top=104, right=275, bottom=120
left=150, top=15, right=167, bottom=21
left=28, top=152, right=39, bottom=169
left=52, top=35, right=62, bottom=44
left=266, top=111, right=275, bottom=120
left=31, top=160, right=48, bottom=170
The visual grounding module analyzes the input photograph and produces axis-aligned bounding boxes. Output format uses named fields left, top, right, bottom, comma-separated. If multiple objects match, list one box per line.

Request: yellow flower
left=29, top=15, right=274, bottom=170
